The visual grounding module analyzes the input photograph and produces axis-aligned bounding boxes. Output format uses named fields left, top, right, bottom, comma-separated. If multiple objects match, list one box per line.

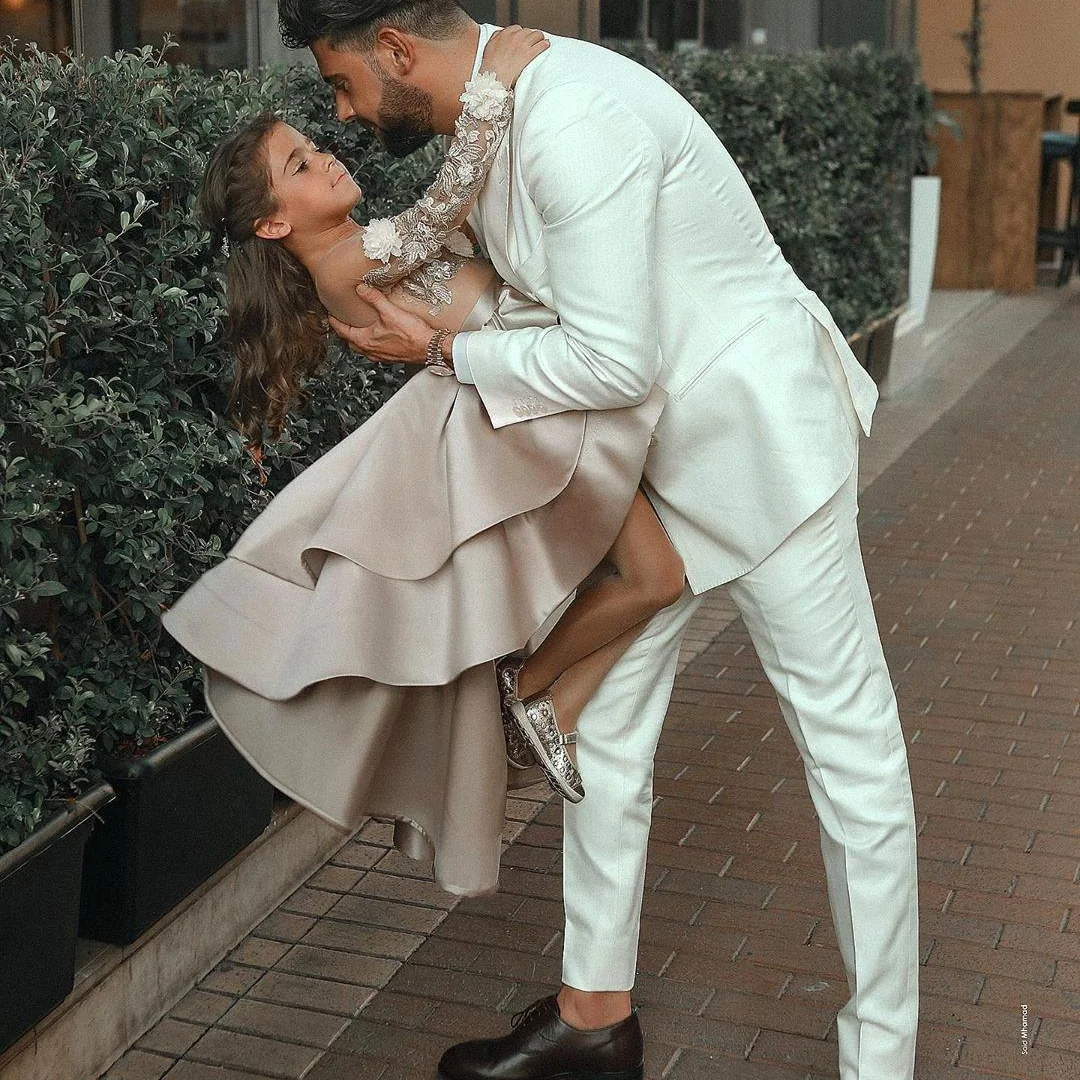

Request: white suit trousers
left=561, top=463, right=919, bottom=1080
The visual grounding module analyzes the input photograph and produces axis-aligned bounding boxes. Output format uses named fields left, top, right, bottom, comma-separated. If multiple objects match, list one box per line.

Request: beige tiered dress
left=162, top=281, right=665, bottom=896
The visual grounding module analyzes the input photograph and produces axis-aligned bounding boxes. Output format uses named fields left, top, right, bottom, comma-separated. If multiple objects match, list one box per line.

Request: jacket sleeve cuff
left=452, top=331, right=475, bottom=383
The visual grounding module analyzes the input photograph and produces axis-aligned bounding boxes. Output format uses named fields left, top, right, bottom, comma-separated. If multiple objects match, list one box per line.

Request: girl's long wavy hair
left=197, top=113, right=329, bottom=442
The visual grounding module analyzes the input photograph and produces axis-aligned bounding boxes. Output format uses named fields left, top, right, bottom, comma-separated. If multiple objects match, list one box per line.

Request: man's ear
left=253, top=213, right=292, bottom=241
left=372, top=27, right=417, bottom=77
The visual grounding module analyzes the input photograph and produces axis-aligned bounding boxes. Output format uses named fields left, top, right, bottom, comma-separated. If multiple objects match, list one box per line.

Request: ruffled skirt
left=161, top=285, right=664, bottom=895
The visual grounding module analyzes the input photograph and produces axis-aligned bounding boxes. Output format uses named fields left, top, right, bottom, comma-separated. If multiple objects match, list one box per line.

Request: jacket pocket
left=672, top=314, right=768, bottom=402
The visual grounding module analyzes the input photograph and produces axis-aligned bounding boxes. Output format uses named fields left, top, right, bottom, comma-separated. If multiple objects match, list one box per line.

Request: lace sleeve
left=360, top=72, right=513, bottom=290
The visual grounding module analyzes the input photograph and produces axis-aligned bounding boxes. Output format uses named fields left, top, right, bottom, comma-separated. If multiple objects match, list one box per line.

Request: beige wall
left=494, top=0, right=600, bottom=41
left=919, top=0, right=1080, bottom=119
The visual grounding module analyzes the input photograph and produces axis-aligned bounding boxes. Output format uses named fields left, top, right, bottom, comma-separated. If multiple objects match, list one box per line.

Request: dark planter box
left=78, top=717, right=274, bottom=945
left=846, top=305, right=902, bottom=386
left=846, top=328, right=871, bottom=368
left=0, top=782, right=115, bottom=1053
left=865, top=307, right=902, bottom=386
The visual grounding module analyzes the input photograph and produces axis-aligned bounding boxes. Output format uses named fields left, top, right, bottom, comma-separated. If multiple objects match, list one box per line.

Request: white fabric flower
left=455, top=162, right=478, bottom=186
left=445, top=230, right=474, bottom=257
left=460, top=71, right=511, bottom=122
left=362, top=218, right=403, bottom=263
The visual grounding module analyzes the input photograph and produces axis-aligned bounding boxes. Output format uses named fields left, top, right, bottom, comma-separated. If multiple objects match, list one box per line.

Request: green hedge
left=0, top=44, right=436, bottom=850
left=0, top=40, right=928, bottom=853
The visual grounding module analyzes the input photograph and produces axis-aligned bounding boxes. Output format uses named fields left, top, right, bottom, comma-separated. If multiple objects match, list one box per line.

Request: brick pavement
left=102, top=292, right=1079, bottom=1080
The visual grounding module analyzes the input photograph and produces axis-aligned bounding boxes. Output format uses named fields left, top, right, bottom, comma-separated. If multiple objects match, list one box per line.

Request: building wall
left=820, top=0, right=885, bottom=48
left=0, top=0, right=71, bottom=52
left=596, top=1, right=910, bottom=53
left=459, top=0, right=497, bottom=22
left=919, top=0, right=1080, bottom=110
left=819, top=0, right=914, bottom=49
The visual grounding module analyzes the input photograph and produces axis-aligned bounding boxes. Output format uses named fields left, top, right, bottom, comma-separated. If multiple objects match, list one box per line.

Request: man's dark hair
left=279, top=0, right=468, bottom=52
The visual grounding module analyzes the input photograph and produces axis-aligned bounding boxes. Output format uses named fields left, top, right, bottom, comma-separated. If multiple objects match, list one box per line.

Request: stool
left=1038, top=100, right=1080, bottom=285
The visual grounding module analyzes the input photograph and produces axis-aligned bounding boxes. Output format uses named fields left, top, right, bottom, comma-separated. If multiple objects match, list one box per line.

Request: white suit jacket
left=458, top=29, right=880, bottom=594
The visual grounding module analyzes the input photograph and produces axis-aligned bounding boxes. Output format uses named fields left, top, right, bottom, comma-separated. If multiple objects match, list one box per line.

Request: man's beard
left=375, top=70, right=436, bottom=158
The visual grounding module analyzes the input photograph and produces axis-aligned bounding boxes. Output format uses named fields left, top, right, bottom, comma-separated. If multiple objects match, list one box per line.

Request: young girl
left=164, top=29, right=684, bottom=890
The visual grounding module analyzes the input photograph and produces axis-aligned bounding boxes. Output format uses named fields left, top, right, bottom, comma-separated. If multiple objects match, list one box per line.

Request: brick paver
left=103, top=292, right=1078, bottom=1080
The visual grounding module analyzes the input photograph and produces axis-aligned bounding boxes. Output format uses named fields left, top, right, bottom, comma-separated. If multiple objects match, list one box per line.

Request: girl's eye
left=295, top=160, right=307, bottom=173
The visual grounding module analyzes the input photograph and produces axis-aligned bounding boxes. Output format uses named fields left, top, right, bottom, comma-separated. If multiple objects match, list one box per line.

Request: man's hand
left=328, top=284, right=434, bottom=365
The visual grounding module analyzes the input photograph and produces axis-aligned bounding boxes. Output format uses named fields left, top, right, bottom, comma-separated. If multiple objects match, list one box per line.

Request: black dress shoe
left=437, top=995, right=643, bottom=1080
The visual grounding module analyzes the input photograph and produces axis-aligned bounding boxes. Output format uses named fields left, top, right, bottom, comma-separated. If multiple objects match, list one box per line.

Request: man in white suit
left=277, top=3, right=919, bottom=1078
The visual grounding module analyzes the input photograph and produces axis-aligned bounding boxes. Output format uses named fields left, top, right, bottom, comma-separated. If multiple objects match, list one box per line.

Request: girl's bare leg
left=546, top=617, right=649, bottom=734
left=515, top=491, right=685, bottom=735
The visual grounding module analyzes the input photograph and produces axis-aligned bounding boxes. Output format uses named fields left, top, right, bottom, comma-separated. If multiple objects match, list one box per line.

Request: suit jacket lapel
left=471, top=134, right=522, bottom=290
left=469, top=40, right=543, bottom=291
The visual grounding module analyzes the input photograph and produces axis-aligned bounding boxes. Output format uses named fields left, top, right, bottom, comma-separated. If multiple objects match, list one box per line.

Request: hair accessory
left=221, top=234, right=231, bottom=259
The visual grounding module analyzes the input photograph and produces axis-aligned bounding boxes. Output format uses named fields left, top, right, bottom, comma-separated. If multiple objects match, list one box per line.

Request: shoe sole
left=497, top=661, right=536, bottom=770
left=508, top=700, right=585, bottom=803
left=502, top=713, right=536, bottom=770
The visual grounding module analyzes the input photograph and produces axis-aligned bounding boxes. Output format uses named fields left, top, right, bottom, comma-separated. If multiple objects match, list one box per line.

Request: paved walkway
left=104, top=290, right=1079, bottom=1080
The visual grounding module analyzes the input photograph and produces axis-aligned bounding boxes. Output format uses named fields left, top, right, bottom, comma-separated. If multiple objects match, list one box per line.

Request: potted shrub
left=0, top=632, right=115, bottom=1053
left=0, top=43, right=433, bottom=947
left=0, top=781, right=115, bottom=1053
left=0, top=80, right=117, bottom=1052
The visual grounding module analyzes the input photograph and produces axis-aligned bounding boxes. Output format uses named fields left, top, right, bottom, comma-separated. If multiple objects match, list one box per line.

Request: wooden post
left=932, top=91, right=1043, bottom=291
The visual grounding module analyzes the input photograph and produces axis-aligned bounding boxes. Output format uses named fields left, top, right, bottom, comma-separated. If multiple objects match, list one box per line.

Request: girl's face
left=262, top=122, right=361, bottom=234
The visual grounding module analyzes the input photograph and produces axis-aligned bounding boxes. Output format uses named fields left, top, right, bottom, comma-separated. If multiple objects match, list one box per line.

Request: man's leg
left=724, top=464, right=919, bottom=1080
left=560, top=586, right=703, bottom=1017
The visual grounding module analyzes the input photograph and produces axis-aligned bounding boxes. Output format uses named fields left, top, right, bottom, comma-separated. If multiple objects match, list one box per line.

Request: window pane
left=600, top=0, right=640, bottom=38
left=112, top=0, right=247, bottom=70
left=704, top=1, right=742, bottom=49
left=0, top=0, right=72, bottom=53
left=675, top=0, right=698, bottom=41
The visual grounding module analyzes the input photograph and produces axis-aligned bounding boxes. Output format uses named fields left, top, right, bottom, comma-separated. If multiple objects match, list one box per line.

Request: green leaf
left=30, top=580, right=68, bottom=597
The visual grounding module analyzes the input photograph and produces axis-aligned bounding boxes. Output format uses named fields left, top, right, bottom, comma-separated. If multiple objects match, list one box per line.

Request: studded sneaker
left=495, top=654, right=535, bottom=770
left=508, top=692, right=584, bottom=803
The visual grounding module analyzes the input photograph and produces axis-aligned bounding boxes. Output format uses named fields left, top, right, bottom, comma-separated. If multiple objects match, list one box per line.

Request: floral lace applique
left=398, top=255, right=468, bottom=316
left=361, top=74, right=513, bottom=313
